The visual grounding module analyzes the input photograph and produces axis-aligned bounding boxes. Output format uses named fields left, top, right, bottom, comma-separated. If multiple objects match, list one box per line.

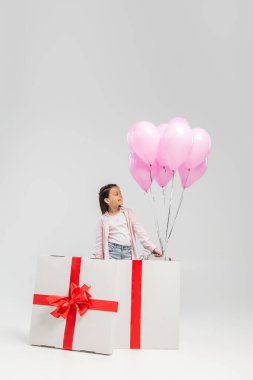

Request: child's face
left=105, top=186, right=123, bottom=209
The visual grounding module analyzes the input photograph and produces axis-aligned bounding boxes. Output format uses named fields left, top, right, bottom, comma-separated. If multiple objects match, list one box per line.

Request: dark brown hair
left=99, top=184, right=118, bottom=214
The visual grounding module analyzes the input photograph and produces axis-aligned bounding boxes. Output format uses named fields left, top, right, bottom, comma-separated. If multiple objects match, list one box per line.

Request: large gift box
left=30, top=257, right=180, bottom=354
left=30, top=256, right=119, bottom=355
left=113, top=260, right=180, bottom=349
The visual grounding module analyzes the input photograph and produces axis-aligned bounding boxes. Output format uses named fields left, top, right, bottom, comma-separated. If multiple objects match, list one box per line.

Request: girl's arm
left=90, top=218, right=104, bottom=259
left=128, top=208, right=157, bottom=253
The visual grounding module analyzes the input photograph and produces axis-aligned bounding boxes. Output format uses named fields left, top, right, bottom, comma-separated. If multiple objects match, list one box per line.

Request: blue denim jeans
left=108, top=241, right=132, bottom=260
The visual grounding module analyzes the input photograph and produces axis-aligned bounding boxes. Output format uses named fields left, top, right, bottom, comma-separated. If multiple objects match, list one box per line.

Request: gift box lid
left=30, top=256, right=119, bottom=355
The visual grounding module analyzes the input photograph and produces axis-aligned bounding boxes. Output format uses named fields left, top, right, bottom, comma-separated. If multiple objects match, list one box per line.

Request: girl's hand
left=152, top=248, right=163, bottom=257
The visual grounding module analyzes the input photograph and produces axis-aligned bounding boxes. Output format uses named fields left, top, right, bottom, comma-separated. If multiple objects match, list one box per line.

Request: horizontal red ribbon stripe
left=89, top=299, right=118, bottom=312
left=33, top=294, right=118, bottom=313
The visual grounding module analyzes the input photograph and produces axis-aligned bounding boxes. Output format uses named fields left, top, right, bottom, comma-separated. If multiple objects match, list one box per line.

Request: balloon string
left=162, top=186, right=167, bottom=250
left=162, top=185, right=169, bottom=260
left=148, top=166, right=164, bottom=253
left=164, top=171, right=175, bottom=250
left=164, top=169, right=190, bottom=250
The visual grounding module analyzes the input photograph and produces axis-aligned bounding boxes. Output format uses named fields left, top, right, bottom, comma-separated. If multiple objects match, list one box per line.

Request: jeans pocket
left=122, top=248, right=132, bottom=260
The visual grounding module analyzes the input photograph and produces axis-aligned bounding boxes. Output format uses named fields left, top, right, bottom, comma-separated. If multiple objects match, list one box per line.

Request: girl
left=92, top=183, right=163, bottom=260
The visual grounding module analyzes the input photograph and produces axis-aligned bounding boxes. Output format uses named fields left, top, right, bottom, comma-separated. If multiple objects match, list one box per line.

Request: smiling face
left=104, top=186, right=123, bottom=211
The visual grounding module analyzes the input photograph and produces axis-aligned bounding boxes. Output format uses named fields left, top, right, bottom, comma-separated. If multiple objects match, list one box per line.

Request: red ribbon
left=130, top=260, right=142, bottom=349
left=33, top=257, right=118, bottom=350
left=46, top=282, right=92, bottom=319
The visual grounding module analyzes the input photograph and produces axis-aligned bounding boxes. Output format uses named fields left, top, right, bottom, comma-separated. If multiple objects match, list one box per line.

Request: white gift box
left=30, top=256, right=119, bottom=355
left=113, top=260, right=180, bottom=349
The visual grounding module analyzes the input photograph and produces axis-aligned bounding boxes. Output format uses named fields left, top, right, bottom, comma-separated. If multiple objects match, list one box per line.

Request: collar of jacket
left=103, top=206, right=126, bottom=217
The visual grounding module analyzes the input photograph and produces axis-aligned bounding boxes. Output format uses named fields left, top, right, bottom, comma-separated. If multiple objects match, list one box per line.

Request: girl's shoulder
left=99, top=206, right=132, bottom=220
left=121, top=206, right=134, bottom=218
left=121, top=206, right=132, bottom=214
left=104, top=206, right=131, bottom=214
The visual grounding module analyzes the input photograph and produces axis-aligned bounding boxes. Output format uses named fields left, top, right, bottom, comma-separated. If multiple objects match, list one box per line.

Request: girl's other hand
left=152, top=248, right=163, bottom=257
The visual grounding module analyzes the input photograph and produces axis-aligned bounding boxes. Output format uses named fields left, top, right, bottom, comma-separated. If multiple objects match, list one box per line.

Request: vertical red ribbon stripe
left=63, top=257, right=81, bottom=350
left=130, top=260, right=142, bottom=349
left=33, top=257, right=118, bottom=350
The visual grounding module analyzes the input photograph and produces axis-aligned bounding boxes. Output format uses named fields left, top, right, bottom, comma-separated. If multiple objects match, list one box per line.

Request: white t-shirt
left=108, top=210, right=131, bottom=246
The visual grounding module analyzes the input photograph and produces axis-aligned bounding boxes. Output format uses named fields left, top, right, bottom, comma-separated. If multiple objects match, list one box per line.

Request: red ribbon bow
left=47, top=282, right=92, bottom=319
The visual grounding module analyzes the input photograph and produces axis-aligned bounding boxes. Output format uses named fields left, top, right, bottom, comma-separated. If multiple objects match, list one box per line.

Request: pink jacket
left=93, top=206, right=157, bottom=259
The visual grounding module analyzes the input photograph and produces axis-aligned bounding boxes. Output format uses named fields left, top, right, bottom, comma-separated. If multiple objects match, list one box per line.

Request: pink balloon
left=129, top=152, right=152, bottom=192
left=151, top=161, right=174, bottom=188
left=184, top=128, right=211, bottom=169
left=178, top=158, right=208, bottom=188
left=156, top=117, right=193, bottom=170
left=126, top=124, right=136, bottom=152
left=131, top=121, right=160, bottom=165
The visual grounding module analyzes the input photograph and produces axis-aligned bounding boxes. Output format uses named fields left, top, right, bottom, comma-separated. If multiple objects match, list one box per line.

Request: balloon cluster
left=127, top=117, right=212, bottom=255
left=127, top=117, right=211, bottom=191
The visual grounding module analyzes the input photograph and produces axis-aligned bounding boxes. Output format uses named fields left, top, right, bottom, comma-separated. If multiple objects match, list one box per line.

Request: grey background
left=0, top=1, right=252, bottom=379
